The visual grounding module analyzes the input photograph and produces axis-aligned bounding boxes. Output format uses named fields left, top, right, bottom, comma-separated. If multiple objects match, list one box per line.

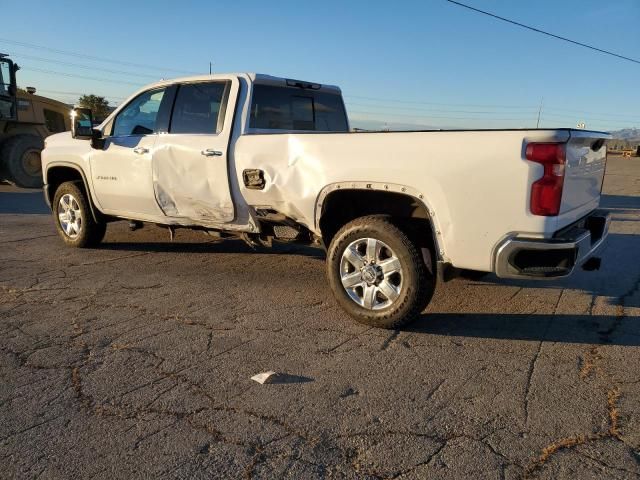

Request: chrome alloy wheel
left=339, top=237, right=403, bottom=310
left=58, top=193, right=82, bottom=239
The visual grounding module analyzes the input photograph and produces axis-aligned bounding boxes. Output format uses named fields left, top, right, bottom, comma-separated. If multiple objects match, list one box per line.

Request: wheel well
left=45, top=165, right=101, bottom=221
left=46, top=166, right=84, bottom=202
left=318, top=189, right=437, bottom=253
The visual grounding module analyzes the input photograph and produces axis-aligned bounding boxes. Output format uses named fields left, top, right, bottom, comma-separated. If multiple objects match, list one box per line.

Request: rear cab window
left=249, top=82, right=348, bottom=132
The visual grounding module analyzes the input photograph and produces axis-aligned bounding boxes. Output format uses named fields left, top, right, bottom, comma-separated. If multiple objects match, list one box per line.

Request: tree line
left=77, top=94, right=111, bottom=122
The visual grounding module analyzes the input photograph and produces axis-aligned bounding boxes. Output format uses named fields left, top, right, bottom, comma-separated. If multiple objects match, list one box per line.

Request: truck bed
left=236, top=128, right=610, bottom=271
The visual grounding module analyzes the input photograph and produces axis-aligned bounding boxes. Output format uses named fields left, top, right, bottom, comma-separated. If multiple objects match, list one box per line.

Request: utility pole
left=536, top=97, right=543, bottom=128
left=209, top=62, right=212, bottom=75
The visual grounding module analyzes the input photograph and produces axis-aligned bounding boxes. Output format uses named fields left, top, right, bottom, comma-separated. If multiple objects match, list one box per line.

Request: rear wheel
left=327, top=216, right=435, bottom=329
left=53, top=182, right=106, bottom=248
left=1, top=135, right=44, bottom=188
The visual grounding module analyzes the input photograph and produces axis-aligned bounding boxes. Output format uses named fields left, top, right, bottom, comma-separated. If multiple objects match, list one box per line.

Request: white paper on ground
left=251, top=371, right=277, bottom=384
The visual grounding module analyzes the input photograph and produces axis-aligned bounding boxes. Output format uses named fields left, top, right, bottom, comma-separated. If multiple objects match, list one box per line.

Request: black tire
left=327, top=215, right=435, bottom=329
left=1, top=135, right=44, bottom=188
left=52, top=181, right=106, bottom=248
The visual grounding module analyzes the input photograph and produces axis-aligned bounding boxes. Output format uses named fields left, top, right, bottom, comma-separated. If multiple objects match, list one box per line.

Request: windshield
left=0, top=59, right=11, bottom=96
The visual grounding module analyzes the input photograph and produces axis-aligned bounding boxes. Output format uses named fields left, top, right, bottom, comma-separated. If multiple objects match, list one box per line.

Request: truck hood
left=45, top=131, right=73, bottom=145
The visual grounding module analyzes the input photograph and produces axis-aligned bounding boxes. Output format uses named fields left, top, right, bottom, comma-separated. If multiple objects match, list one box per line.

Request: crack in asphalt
left=523, top=278, right=640, bottom=478
left=0, top=234, right=57, bottom=244
left=523, top=290, right=562, bottom=429
left=577, top=450, right=640, bottom=478
left=380, top=330, right=400, bottom=351
left=523, top=387, right=623, bottom=478
left=3, top=275, right=639, bottom=479
left=2, top=169, right=640, bottom=479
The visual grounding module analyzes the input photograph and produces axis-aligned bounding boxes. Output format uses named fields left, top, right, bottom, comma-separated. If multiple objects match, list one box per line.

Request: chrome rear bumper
left=494, top=210, right=610, bottom=279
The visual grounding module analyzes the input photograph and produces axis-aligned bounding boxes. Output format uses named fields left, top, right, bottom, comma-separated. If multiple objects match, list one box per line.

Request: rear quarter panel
left=233, top=129, right=576, bottom=271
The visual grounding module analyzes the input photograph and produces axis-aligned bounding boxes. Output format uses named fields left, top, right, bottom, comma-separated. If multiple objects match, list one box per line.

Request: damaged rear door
left=152, top=78, right=238, bottom=223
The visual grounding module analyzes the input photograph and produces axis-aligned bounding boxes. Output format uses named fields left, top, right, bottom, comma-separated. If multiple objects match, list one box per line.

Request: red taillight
left=527, top=142, right=566, bottom=216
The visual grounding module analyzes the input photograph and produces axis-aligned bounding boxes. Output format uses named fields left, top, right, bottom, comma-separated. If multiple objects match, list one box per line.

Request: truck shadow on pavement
left=410, top=311, right=638, bottom=346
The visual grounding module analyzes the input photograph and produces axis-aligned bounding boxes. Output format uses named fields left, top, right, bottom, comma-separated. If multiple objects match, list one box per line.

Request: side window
left=43, top=108, right=66, bottom=133
left=170, top=82, right=228, bottom=134
left=112, top=88, right=166, bottom=137
left=249, top=84, right=348, bottom=132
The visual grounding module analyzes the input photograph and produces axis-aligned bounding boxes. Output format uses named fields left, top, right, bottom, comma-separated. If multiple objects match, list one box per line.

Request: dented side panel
left=150, top=77, right=240, bottom=225
left=152, top=135, right=235, bottom=222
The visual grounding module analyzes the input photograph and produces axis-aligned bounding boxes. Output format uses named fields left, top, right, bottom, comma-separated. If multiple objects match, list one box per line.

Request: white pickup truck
left=42, top=73, right=610, bottom=328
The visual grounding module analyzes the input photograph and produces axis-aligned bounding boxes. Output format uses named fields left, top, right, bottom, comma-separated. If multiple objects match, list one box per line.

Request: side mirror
left=91, top=128, right=106, bottom=150
left=71, top=107, right=94, bottom=139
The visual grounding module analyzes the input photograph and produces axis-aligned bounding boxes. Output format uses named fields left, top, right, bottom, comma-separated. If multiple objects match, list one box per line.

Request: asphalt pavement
left=1, top=156, right=639, bottom=479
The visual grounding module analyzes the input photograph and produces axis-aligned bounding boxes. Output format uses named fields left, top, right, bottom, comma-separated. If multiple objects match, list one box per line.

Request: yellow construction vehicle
left=1, top=53, right=71, bottom=188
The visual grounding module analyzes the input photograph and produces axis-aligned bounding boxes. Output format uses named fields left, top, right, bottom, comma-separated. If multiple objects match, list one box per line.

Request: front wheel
left=53, top=182, right=106, bottom=248
left=326, top=216, right=435, bottom=329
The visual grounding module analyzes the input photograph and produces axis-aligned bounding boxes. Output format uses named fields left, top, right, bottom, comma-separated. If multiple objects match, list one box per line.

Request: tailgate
left=560, top=130, right=609, bottom=216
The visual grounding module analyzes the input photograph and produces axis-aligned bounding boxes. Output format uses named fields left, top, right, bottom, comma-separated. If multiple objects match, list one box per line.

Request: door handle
left=133, top=146, right=149, bottom=155
left=201, top=149, right=223, bottom=157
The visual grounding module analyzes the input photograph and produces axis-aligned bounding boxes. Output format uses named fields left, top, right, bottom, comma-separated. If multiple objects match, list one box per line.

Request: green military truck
left=0, top=53, right=71, bottom=188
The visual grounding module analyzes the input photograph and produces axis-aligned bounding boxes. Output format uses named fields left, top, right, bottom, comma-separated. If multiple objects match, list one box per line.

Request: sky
left=1, top=0, right=638, bottom=131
